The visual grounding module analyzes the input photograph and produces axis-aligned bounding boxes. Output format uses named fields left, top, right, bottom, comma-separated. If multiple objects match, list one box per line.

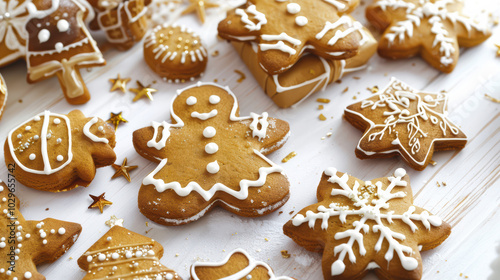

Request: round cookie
left=143, top=24, right=207, bottom=83
left=0, top=74, right=6, bottom=121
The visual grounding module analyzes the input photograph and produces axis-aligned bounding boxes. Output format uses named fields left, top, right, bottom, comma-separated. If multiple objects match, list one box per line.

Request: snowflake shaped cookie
left=218, top=0, right=363, bottom=74
left=284, top=168, right=451, bottom=280
left=133, top=82, right=290, bottom=226
left=344, top=77, right=467, bottom=171
left=366, top=0, right=491, bottom=73
left=0, top=180, right=82, bottom=279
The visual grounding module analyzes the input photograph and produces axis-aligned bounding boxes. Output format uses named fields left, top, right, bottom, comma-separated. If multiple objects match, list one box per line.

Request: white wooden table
left=0, top=0, right=499, bottom=279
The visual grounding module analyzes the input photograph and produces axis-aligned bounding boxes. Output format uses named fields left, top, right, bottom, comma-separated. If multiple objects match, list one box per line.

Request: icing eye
left=57, top=19, right=69, bottom=32
left=209, top=95, right=220, bottom=104
left=287, top=3, right=300, bottom=14
left=295, top=16, right=308, bottom=26
left=38, top=29, right=50, bottom=43
left=186, top=96, right=197, bottom=105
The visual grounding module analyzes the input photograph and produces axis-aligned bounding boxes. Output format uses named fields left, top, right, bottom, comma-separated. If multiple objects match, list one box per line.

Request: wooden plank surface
left=0, top=0, right=499, bottom=279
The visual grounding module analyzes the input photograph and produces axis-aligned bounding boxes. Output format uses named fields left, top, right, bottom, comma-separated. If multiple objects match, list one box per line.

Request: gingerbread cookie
left=344, top=78, right=467, bottom=171
left=191, top=248, right=295, bottom=280
left=0, top=0, right=30, bottom=67
left=4, top=110, right=116, bottom=192
left=0, top=74, right=6, bottom=121
left=230, top=16, right=377, bottom=108
left=218, top=0, right=363, bottom=75
left=24, top=0, right=105, bottom=104
left=0, top=180, right=82, bottom=279
left=88, top=0, right=151, bottom=51
left=366, top=0, right=491, bottom=73
left=144, top=24, right=207, bottom=83
left=133, top=83, right=290, bottom=226
left=284, top=168, right=451, bottom=280
left=78, top=225, right=181, bottom=280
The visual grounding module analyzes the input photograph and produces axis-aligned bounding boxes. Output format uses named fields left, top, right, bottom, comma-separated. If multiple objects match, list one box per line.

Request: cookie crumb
left=335, top=79, right=342, bottom=84
left=278, top=211, right=283, bottom=215
left=318, top=105, right=324, bottom=110
left=309, top=69, right=316, bottom=75
left=213, top=79, right=218, bottom=83
left=145, top=222, right=149, bottom=227
left=319, top=114, right=327, bottom=121
left=367, top=86, right=379, bottom=93
left=342, top=87, right=349, bottom=93
left=316, top=98, right=330, bottom=104
left=436, top=182, right=441, bottom=187
left=18, top=99, right=23, bottom=103
left=429, top=160, right=437, bottom=166
left=289, top=211, right=294, bottom=215
left=442, top=182, right=447, bottom=187
left=45, top=208, right=49, bottom=211
left=282, top=152, right=297, bottom=163
left=352, top=96, right=357, bottom=100
left=353, top=76, right=361, bottom=80
left=211, top=50, right=219, bottom=57
left=234, top=70, right=246, bottom=83
left=485, top=94, right=500, bottom=103
left=281, top=250, right=291, bottom=258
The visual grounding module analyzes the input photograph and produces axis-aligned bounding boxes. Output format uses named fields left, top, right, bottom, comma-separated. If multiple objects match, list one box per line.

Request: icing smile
left=191, top=109, right=218, bottom=120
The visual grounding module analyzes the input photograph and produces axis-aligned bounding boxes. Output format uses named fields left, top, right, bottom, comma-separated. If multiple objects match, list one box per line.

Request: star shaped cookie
left=366, top=0, right=491, bottom=73
left=344, top=78, right=467, bottom=171
left=0, top=180, right=82, bottom=279
left=218, top=0, right=363, bottom=74
left=283, top=168, right=451, bottom=280
left=132, top=82, right=290, bottom=225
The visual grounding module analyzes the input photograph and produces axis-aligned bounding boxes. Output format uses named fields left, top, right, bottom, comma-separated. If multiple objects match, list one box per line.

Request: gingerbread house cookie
left=218, top=0, right=377, bottom=108
left=366, top=0, right=491, bottom=73
left=4, top=110, right=116, bottom=192
left=88, top=0, right=152, bottom=51
left=283, top=168, right=451, bottom=280
left=133, top=82, right=290, bottom=226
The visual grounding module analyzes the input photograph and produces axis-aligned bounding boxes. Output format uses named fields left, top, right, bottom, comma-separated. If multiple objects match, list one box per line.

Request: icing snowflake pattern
left=0, top=0, right=29, bottom=65
left=292, top=168, right=444, bottom=276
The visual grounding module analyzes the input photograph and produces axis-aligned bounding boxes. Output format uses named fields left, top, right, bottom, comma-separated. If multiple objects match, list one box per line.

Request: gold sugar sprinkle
left=213, top=79, right=218, bottom=83
left=282, top=152, right=297, bottom=163
left=211, top=50, right=219, bottom=57
left=318, top=105, right=324, bottom=110
left=145, top=222, right=149, bottom=227
left=352, top=96, right=357, bottom=100
left=485, top=94, right=500, bottom=103
left=319, top=114, right=327, bottom=121
left=309, top=69, right=316, bottom=75
left=317, top=98, right=330, bottom=103
left=429, top=160, right=437, bottom=166
left=436, top=182, right=441, bottom=187
left=175, top=253, right=179, bottom=257
left=234, top=70, right=246, bottom=83
left=281, top=250, right=291, bottom=259
left=265, top=238, right=269, bottom=242
left=367, top=86, right=379, bottom=93
left=342, top=87, right=349, bottom=93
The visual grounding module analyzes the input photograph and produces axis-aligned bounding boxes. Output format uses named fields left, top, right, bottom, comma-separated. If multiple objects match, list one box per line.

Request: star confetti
left=181, top=0, right=219, bottom=24
left=109, top=74, right=131, bottom=93
left=111, top=158, right=138, bottom=182
left=107, top=112, right=128, bottom=130
left=105, top=215, right=124, bottom=228
left=88, top=193, right=113, bottom=213
left=130, top=81, right=158, bottom=102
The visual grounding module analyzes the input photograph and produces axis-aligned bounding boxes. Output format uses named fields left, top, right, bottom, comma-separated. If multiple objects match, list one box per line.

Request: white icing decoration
left=209, top=95, right=220, bottom=104
left=53, top=118, right=60, bottom=124
left=83, top=117, right=109, bottom=144
left=57, top=19, right=69, bottom=32
left=316, top=15, right=363, bottom=46
left=346, top=77, right=465, bottom=166
left=191, top=248, right=294, bottom=280
left=235, top=5, right=267, bottom=31
left=191, top=109, right=218, bottom=120
left=322, top=0, right=349, bottom=11
left=7, top=111, right=73, bottom=175
left=58, top=227, right=65, bottom=235
left=295, top=16, right=308, bottom=26
left=38, top=29, right=50, bottom=43
left=292, top=168, right=444, bottom=276
left=205, top=143, right=218, bottom=154
left=203, top=126, right=216, bottom=138
left=0, top=0, right=29, bottom=65
left=29, top=154, right=36, bottom=160
left=286, top=3, right=300, bottom=14
left=249, top=112, right=269, bottom=141
left=260, top=33, right=301, bottom=55
left=206, top=160, right=220, bottom=174
left=186, top=96, right=197, bottom=105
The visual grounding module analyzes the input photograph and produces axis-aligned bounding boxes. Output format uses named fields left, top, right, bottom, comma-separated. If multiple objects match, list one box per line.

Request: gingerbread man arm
left=246, top=116, right=290, bottom=155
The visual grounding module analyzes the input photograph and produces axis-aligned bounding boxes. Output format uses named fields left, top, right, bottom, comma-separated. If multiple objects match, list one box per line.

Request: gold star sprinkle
left=109, top=74, right=131, bottom=93
left=130, top=81, right=157, bottom=102
left=181, top=0, right=218, bottom=23
left=88, top=193, right=113, bottom=213
left=111, top=158, right=138, bottom=182
left=107, top=112, right=128, bottom=130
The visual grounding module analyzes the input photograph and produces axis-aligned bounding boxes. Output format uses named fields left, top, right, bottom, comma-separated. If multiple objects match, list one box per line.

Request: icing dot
left=186, top=96, right=197, bottom=105
left=38, top=29, right=50, bottom=43
left=98, top=126, right=104, bottom=132
left=0, top=242, right=5, bottom=248
left=56, top=138, right=62, bottom=144
left=34, top=135, right=39, bottom=140
left=157, top=275, right=163, bottom=280
left=24, top=272, right=32, bottom=279
left=87, top=256, right=92, bottom=262
left=203, top=126, right=216, bottom=138
left=209, top=95, right=220, bottom=104
left=206, top=160, right=220, bottom=174
left=58, top=228, right=65, bottom=235
left=112, top=253, right=119, bottom=259
left=42, top=239, right=47, bottom=245
left=287, top=3, right=300, bottom=14
left=98, top=253, right=106, bottom=261
left=17, top=134, right=21, bottom=139
left=205, top=143, right=219, bottom=154
left=29, top=154, right=36, bottom=160
left=57, top=155, right=64, bottom=162
left=246, top=275, right=252, bottom=280
left=125, top=251, right=133, bottom=258
left=135, top=251, right=143, bottom=257
left=165, top=273, right=173, bottom=280
left=394, top=168, right=406, bottom=178
left=53, top=118, right=61, bottom=124
left=57, top=19, right=69, bottom=32
left=107, top=237, right=112, bottom=241
left=25, top=126, right=31, bottom=131
left=55, top=42, right=63, bottom=52
left=148, top=250, right=155, bottom=256
left=295, top=16, right=308, bottom=26
left=46, top=133, right=52, bottom=139
left=34, top=116, right=41, bottom=121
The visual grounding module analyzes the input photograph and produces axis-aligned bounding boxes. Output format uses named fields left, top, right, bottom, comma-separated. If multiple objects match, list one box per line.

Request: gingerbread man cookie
left=0, top=74, right=6, bottom=121
left=218, top=0, right=363, bottom=75
left=24, top=0, right=106, bottom=104
left=78, top=225, right=181, bottom=280
left=4, top=110, right=116, bottom=192
left=284, top=168, right=451, bottom=280
left=133, top=83, right=290, bottom=226
left=88, top=0, right=152, bottom=51
left=344, top=78, right=467, bottom=171
left=366, top=0, right=491, bottom=73
left=0, top=180, right=82, bottom=279
left=191, top=248, right=296, bottom=280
